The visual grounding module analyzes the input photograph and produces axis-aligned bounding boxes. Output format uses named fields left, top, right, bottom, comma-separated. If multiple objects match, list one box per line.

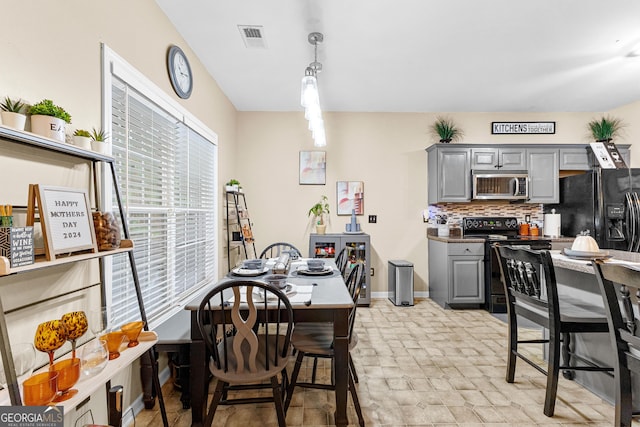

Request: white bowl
left=571, top=235, right=600, bottom=252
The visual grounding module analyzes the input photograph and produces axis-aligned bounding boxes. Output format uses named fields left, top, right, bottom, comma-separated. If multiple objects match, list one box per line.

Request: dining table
left=186, top=257, right=355, bottom=427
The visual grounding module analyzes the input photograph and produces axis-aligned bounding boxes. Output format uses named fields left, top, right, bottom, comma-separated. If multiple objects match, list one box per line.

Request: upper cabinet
left=527, top=148, right=559, bottom=203
left=559, top=145, right=630, bottom=170
left=427, top=143, right=631, bottom=204
left=471, top=147, right=527, bottom=170
left=427, top=146, right=470, bottom=204
left=559, top=147, right=591, bottom=170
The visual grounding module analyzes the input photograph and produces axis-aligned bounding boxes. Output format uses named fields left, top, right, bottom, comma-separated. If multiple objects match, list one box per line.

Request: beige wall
left=3, top=0, right=640, bottom=422
left=238, top=110, right=639, bottom=297
left=0, top=1, right=237, bottom=424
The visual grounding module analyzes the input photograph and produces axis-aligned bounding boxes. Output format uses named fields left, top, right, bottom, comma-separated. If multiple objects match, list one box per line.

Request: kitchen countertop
left=552, top=249, right=640, bottom=274
left=427, top=235, right=575, bottom=244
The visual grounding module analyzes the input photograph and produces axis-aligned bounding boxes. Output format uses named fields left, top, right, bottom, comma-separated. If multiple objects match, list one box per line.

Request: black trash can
left=388, top=260, right=414, bottom=306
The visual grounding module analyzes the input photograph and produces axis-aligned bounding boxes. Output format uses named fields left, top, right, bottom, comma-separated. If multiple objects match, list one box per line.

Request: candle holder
left=61, top=311, right=88, bottom=359
left=22, top=371, right=59, bottom=406
left=34, top=320, right=68, bottom=369
left=80, top=339, right=108, bottom=377
left=121, top=321, right=145, bottom=347
left=51, top=357, right=81, bottom=402
left=101, top=331, right=125, bottom=360
left=0, top=342, right=36, bottom=389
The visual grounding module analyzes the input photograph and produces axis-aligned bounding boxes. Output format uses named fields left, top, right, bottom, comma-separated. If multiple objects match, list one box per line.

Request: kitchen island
left=550, top=249, right=640, bottom=408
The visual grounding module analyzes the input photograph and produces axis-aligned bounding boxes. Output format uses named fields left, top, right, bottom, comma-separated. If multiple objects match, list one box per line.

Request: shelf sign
left=0, top=226, right=34, bottom=267
left=491, top=122, right=556, bottom=134
left=28, top=185, right=98, bottom=259
left=589, top=141, right=628, bottom=169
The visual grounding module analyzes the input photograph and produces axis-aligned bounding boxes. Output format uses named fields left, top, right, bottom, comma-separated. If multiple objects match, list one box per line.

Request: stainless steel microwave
left=472, top=171, right=529, bottom=200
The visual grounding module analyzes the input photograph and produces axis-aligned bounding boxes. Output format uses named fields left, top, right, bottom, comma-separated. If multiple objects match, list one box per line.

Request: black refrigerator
left=548, top=169, right=640, bottom=251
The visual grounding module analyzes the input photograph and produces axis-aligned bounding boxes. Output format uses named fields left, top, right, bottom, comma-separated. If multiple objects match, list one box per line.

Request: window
left=102, top=45, right=218, bottom=328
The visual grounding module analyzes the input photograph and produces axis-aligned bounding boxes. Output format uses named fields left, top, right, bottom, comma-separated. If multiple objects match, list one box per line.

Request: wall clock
left=167, top=45, right=193, bottom=99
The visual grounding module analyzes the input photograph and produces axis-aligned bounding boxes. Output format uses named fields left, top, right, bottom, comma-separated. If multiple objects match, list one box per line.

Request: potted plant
left=72, top=129, right=92, bottom=150
left=587, top=116, right=625, bottom=142
left=430, top=116, right=463, bottom=143
left=308, top=195, right=330, bottom=234
left=90, top=127, right=109, bottom=153
left=225, top=179, right=240, bottom=192
left=28, top=99, right=72, bottom=142
left=0, top=97, right=27, bottom=131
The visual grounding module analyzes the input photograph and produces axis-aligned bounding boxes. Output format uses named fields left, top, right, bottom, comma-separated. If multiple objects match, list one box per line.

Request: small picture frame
left=336, top=181, right=364, bottom=215
left=299, top=151, right=326, bottom=185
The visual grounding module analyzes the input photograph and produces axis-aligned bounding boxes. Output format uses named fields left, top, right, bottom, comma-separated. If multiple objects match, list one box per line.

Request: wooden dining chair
left=334, top=246, right=349, bottom=277
left=284, top=261, right=366, bottom=426
left=196, top=279, right=294, bottom=427
left=259, top=242, right=302, bottom=259
left=593, top=259, right=640, bottom=427
left=495, top=245, right=612, bottom=417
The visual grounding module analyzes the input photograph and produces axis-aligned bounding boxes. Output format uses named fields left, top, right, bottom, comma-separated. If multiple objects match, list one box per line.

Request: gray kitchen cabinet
left=471, top=147, right=526, bottom=170
left=427, top=146, right=471, bottom=203
left=428, top=239, right=484, bottom=308
left=560, top=144, right=630, bottom=170
left=527, top=148, right=559, bottom=203
left=559, top=147, right=590, bottom=170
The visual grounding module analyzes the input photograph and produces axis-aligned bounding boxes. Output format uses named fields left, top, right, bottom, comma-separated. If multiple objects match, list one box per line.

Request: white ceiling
left=155, top=0, right=640, bottom=113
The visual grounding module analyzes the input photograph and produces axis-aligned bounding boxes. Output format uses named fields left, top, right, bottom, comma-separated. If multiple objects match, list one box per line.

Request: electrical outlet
left=368, top=215, right=377, bottom=223
left=370, top=267, right=374, bottom=276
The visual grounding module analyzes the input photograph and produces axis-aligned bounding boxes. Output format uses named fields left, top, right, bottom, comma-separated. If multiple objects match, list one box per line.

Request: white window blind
left=109, top=76, right=217, bottom=327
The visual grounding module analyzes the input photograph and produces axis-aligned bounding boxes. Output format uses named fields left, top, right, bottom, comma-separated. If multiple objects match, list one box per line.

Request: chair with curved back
left=259, top=242, right=302, bottom=259
left=284, top=261, right=366, bottom=426
left=593, top=259, right=640, bottom=427
left=495, top=245, right=612, bottom=417
left=334, top=246, right=349, bottom=278
left=197, top=279, right=294, bottom=427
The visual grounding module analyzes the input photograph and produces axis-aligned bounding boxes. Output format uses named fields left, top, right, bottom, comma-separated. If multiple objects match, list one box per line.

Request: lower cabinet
left=428, top=239, right=484, bottom=308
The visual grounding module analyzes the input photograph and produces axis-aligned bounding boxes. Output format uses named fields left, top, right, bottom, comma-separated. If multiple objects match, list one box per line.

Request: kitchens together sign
left=491, top=122, right=556, bottom=135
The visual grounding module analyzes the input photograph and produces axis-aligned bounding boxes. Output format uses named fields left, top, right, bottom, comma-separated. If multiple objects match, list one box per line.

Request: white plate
left=563, top=248, right=611, bottom=259
left=297, top=266, right=334, bottom=276
left=230, top=267, right=269, bottom=277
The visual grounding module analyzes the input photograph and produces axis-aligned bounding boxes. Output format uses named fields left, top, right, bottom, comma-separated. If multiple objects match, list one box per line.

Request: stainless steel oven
left=463, top=217, right=551, bottom=313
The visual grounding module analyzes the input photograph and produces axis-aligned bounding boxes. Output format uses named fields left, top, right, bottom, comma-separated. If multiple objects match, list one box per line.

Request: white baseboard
left=370, top=291, right=429, bottom=300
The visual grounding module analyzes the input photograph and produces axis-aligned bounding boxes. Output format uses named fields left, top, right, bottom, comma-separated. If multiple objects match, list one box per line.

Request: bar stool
left=495, top=245, right=612, bottom=417
left=593, top=259, right=640, bottom=427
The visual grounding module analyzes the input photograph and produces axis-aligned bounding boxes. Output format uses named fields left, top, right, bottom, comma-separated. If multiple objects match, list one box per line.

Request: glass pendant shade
left=305, top=103, right=321, bottom=121
left=313, top=127, right=326, bottom=147
left=309, top=117, right=323, bottom=132
left=301, top=75, right=319, bottom=107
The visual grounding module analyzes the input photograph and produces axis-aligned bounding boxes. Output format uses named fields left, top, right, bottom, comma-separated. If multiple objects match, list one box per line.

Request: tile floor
left=136, top=298, right=636, bottom=426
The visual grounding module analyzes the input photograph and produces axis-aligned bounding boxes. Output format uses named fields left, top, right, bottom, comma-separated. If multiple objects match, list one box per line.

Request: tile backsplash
left=428, top=202, right=544, bottom=225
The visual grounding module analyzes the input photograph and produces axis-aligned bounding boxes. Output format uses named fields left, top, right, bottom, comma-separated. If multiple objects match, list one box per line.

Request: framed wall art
left=336, top=181, right=364, bottom=215
left=299, top=151, right=326, bottom=185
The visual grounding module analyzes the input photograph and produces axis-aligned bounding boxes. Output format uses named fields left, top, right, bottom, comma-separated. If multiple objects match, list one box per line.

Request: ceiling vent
left=238, top=25, right=267, bottom=49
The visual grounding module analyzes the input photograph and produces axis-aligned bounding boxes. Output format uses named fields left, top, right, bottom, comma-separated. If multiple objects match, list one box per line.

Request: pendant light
left=301, top=32, right=326, bottom=147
